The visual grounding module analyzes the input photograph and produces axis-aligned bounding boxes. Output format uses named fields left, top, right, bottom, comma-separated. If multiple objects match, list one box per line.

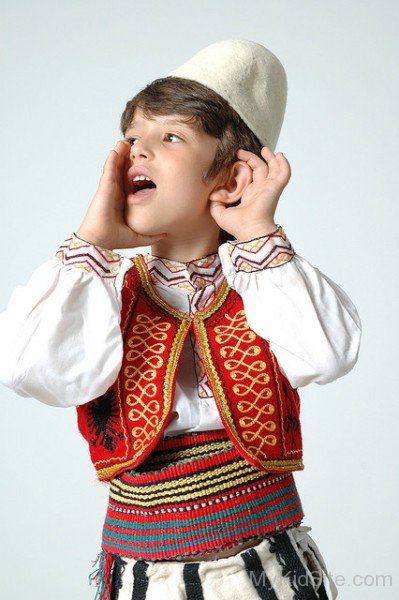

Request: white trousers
left=98, top=525, right=338, bottom=600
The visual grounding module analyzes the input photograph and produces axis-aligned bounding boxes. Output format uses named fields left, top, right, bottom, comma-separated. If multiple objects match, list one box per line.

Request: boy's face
left=123, top=107, right=222, bottom=238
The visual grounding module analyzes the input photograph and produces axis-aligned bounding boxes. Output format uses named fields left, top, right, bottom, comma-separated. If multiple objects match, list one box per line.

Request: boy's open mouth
left=131, top=176, right=157, bottom=195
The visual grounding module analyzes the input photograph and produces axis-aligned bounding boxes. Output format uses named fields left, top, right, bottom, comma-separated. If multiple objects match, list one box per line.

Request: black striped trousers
left=101, top=525, right=338, bottom=600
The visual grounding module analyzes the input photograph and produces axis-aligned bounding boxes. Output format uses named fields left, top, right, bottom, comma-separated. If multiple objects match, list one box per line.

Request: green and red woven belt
left=100, top=428, right=304, bottom=561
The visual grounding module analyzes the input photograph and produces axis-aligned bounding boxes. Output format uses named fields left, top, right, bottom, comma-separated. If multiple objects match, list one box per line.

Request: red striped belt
left=101, top=429, right=304, bottom=561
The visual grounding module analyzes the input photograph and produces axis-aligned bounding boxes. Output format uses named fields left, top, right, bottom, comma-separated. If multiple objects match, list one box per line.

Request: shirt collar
left=143, top=251, right=223, bottom=292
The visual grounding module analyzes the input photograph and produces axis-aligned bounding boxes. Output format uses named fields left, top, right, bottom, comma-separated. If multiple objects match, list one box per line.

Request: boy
left=0, top=40, right=360, bottom=599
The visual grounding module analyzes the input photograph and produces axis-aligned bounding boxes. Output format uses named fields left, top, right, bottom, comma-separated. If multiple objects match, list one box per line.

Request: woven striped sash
left=101, top=429, right=304, bottom=560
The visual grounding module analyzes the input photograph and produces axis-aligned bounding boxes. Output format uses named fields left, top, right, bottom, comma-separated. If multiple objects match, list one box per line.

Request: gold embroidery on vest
left=195, top=311, right=302, bottom=471
left=124, top=313, right=170, bottom=452
left=97, top=317, right=191, bottom=480
left=94, top=257, right=302, bottom=480
left=94, top=258, right=231, bottom=481
left=213, top=309, right=278, bottom=456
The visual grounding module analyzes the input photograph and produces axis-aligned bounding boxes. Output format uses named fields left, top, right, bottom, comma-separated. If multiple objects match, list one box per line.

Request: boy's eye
left=125, top=133, right=182, bottom=146
left=165, top=133, right=181, bottom=142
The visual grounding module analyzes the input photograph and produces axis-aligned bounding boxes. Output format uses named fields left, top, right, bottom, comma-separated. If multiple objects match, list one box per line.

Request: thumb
left=209, top=200, right=227, bottom=224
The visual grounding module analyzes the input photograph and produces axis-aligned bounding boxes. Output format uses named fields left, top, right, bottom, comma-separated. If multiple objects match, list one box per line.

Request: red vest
left=76, top=254, right=304, bottom=481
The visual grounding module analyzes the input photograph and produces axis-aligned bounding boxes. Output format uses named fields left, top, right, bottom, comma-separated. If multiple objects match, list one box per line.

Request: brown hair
left=120, top=76, right=263, bottom=244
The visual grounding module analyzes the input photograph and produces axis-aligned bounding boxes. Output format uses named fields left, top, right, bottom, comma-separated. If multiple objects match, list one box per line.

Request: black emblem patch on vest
left=86, top=389, right=123, bottom=451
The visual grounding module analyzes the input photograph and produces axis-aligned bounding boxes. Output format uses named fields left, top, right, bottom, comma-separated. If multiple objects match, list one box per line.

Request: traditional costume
left=0, top=40, right=362, bottom=599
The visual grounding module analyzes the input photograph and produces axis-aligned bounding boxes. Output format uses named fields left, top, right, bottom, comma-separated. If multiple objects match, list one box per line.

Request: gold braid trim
left=194, top=316, right=303, bottom=472
left=98, top=457, right=149, bottom=480
left=97, top=254, right=302, bottom=480
left=135, top=440, right=234, bottom=467
left=97, top=257, right=193, bottom=481
left=94, top=282, right=139, bottom=470
left=97, top=315, right=187, bottom=480
left=268, top=346, right=302, bottom=456
left=112, top=459, right=256, bottom=496
left=110, top=468, right=267, bottom=507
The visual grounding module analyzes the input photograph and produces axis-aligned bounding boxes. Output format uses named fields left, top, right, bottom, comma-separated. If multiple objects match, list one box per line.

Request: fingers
left=209, top=199, right=227, bottom=222
left=110, top=140, right=130, bottom=166
left=236, top=148, right=269, bottom=178
left=236, top=147, right=290, bottom=181
left=260, top=147, right=290, bottom=181
left=114, top=139, right=131, bottom=155
left=102, top=141, right=130, bottom=177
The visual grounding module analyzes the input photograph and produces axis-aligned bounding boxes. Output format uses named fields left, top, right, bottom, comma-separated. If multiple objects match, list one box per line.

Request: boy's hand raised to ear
left=210, top=147, right=291, bottom=241
left=76, top=140, right=167, bottom=250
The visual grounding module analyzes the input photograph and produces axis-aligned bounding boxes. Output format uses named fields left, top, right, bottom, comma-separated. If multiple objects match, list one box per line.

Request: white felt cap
left=166, top=39, right=287, bottom=150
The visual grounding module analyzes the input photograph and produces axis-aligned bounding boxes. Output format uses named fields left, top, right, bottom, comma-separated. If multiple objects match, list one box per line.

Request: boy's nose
left=130, top=140, right=153, bottom=160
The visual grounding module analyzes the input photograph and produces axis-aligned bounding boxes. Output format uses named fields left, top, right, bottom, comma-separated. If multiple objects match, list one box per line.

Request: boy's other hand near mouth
left=76, top=140, right=167, bottom=251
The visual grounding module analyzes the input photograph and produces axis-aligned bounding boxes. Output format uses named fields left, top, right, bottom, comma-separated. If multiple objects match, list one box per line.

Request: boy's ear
left=209, top=161, right=252, bottom=204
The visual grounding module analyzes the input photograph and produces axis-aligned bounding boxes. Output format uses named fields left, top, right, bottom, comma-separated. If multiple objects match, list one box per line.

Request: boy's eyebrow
left=127, top=116, right=197, bottom=132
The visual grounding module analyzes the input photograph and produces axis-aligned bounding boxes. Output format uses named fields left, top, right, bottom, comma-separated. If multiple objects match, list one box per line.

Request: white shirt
left=0, top=226, right=362, bottom=438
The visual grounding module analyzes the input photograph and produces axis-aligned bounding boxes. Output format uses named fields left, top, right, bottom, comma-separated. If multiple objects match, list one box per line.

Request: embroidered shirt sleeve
left=0, top=234, right=133, bottom=407
left=55, top=232, right=123, bottom=280
left=218, top=226, right=362, bottom=388
left=225, top=224, right=295, bottom=272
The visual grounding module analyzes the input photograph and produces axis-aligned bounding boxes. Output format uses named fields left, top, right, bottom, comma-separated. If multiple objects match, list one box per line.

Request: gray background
left=1, top=1, right=398, bottom=598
